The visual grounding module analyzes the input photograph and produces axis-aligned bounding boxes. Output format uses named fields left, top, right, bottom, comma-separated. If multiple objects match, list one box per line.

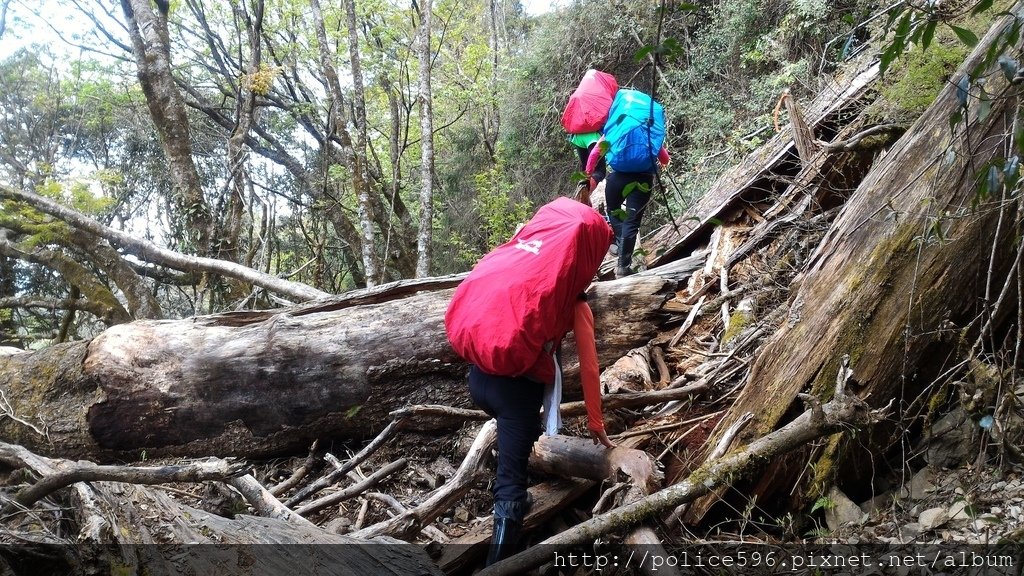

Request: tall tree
left=415, top=0, right=436, bottom=277
left=0, top=255, right=20, bottom=348
left=222, top=0, right=265, bottom=267
left=482, top=0, right=501, bottom=159
left=343, top=0, right=381, bottom=286
left=118, top=0, right=213, bottom=254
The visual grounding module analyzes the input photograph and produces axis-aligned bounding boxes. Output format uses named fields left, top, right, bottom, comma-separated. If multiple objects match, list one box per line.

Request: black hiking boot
left=485, top=499, right=530, bottom=566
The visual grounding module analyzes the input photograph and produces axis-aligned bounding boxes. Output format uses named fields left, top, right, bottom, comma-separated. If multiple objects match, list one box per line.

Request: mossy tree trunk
left=686, top=12, right=1023, bottom=521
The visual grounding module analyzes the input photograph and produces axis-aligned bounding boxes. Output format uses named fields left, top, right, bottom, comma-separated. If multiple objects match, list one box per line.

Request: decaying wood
left=601, top=346, right=655, bottom=394
left=644, top=56, right=881, bottom=269
left=295, top=458, right=407, bottom=517
left=481, top=370, right=884, bottom=576
left=781, top=88, right=818, bottom=162
left=530, top=435, right=660, bottom=493
left=686, top=10, right=1024, bottom=522
left=0, top=442, right=244, bottom=514
left=0, top=442, right=443, bottom=575
left=348, top=419, right=497, bottom=541
left=0, top=265, right=689, bottom=462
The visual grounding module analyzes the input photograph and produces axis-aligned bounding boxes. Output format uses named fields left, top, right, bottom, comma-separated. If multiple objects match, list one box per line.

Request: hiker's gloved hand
left=589, top=426, right=615, bottom=449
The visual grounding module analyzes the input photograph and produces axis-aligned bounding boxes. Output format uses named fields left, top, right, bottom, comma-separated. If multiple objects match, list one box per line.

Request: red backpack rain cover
left=445, top=197, right=613, bottom=380
left=561, top=70, right=618, bottom=135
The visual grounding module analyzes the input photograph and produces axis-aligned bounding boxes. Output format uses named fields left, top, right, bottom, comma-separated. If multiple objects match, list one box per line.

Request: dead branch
left=269, top=440, right=319, bottom=497
left=0, top=442, right=245, bottom=514
left=669, top=295, right=706, bottom=348
left=227, top=474, right=317, bottom=528
left=348, top=419, right=497, bottom=541
left=652, top=346, right=671, bottom=386
left=0, top=185, right=329, bottom=302
left=284, top=419, right=401, bottom=507
left=819, top=123, right=903, bottom=151
left=560, top=381, right=710, bottom=417
left=388, top=404, right=489, bottom=421
left=295, top=458, right=407, bottom=517
left=363, top=492, right=449, bottom=543
left=665, top=412, right=753, bottom=525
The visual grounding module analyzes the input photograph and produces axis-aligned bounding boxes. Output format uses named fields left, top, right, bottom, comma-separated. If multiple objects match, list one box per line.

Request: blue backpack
left=602, top=89, right=666, bottom=173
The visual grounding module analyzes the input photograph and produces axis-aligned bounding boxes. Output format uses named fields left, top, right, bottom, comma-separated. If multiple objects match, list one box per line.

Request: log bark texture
left=0, top=260, right=700, bottom=461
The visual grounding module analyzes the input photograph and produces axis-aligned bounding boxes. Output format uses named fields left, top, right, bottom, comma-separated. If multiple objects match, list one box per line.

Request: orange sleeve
left=573, top=299, right=604, bottom=433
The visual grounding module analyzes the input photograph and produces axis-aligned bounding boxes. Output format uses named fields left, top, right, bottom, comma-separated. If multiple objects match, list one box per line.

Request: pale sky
left=521, top=0, right=567, bottom=16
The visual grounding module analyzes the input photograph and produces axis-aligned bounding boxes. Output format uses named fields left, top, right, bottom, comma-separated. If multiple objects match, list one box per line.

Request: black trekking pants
left=605, top=170, right=654, bottom=269
left=468, top=365, right=544, bottom=513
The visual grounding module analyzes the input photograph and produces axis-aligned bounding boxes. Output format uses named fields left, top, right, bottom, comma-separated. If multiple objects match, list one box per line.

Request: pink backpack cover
left=561, top=70, right=618, bottom=135
left=445, top=197, right=613, bottom=379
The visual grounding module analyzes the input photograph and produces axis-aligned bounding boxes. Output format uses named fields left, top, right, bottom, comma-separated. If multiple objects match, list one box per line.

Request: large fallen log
left=686, top=9, right=1024, bottom=521
left=0, top=254, right=703, bottom=462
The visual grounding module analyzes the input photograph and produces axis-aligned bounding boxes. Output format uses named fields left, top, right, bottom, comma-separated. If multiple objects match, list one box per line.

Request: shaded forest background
left=0, top=0, right=948, bottom=345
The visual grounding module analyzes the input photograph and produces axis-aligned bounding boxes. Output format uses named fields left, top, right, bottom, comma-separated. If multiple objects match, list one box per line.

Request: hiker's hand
left=590, top=427, right=615, bottom=449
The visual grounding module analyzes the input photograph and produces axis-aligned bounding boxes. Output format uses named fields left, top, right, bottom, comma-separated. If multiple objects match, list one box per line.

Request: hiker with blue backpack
left=585, top=88, right=669, bottom=278
left=444, top=197, right=616, bottom=565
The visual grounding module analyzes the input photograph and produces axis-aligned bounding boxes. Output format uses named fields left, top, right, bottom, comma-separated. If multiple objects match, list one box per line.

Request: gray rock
left=825, top=487, right=865, bottom=531
left=900, top=522, right=923, bottom=539
left=949, top=500, right=972, bottom=522
left=899, top=467, right=936, bottom=500
left=919, top=507, right=950, bottom=531
left=921, top=408, right=973, bottom=468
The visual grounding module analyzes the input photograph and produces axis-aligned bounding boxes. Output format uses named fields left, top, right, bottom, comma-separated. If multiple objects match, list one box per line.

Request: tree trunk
left=222, top=0, right=263, bottom=272
left=685, top=12, right=1023, bottom=521
left=344, top=0, right=381, bottom=286
left=0, top=260, right=699, bottom=461
left=415, top=0, right=435, bottom=278
left=119, top=0, right=213, bottom=253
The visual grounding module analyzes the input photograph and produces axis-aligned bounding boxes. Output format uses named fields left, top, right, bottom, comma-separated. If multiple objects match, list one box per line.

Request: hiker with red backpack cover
left=562, top=69, right=618, bottom=193
left=444, top=197, right=616, bottom=565
left=586, top=88, right=670, bottom=278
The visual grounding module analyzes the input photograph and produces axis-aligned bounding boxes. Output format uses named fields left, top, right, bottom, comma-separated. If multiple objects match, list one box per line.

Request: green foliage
left=810, top=496, right=835, bottom=514
left=877, top=37, right=970, bottom=118
left=472, top=164, right=533, bottom=252
left=441, top=166, right=532, bottom=269
left=875, top=0, right=1021, bottom=206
